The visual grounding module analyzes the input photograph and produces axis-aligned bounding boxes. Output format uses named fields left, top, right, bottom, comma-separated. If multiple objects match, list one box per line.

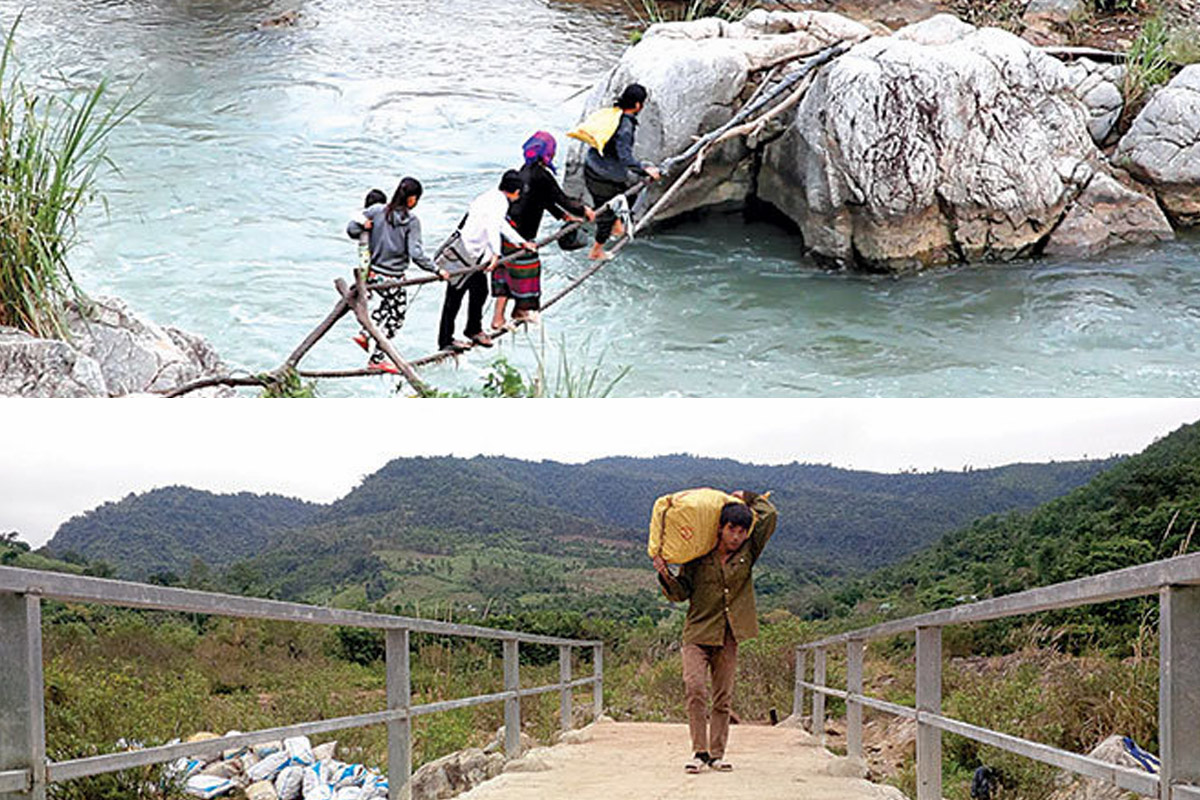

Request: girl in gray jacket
left=347, top=177, right=448, bottom=372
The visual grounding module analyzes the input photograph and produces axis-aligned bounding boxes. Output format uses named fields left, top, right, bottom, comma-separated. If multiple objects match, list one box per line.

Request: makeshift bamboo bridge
left=164, top=42, right=850, bottom=398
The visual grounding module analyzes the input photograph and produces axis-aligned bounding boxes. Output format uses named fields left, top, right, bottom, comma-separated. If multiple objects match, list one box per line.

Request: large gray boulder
left=0, top=296, right=232, bottom=397
left=1115, top=65, right=1200, bottom=226
left=760, top=15, right=1101, bottom=270
left=570, top=12, right=1172, bottom=272
left=564, top=10, right=872, bottom=218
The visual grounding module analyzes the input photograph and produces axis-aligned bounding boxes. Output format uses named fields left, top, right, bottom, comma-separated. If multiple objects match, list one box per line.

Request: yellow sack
left=647, top=488, right=748, bottom=564
left=567, top=106, right=623, bottom=153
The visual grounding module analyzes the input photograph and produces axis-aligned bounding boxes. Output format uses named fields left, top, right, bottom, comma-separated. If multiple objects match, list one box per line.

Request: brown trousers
left=681, top=623, right=738, bottom=758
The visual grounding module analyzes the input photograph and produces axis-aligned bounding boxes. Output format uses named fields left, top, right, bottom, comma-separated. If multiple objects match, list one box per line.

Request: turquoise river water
left=5, top=0, right=1199, bottom=396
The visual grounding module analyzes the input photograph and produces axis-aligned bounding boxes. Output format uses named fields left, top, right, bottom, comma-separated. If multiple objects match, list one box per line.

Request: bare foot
left=588, top=247, right=612, bottom=261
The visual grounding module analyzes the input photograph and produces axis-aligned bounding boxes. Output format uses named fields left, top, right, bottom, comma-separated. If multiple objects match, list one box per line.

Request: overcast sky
left=3, top=398, right=1198, bottom=548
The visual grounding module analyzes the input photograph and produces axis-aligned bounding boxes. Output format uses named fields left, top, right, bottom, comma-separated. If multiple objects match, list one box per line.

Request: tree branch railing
left=790, top=552, right=1200, bottom=800
left=0, top=565, right=604, bottom=800
left=161, top=40, right=852, bottom=397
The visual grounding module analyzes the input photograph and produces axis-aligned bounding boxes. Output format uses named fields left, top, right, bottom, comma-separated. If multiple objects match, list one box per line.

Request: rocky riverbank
left=0, top=297, right=233, bottom=397
left=566, top=9, right=1198, bottom=272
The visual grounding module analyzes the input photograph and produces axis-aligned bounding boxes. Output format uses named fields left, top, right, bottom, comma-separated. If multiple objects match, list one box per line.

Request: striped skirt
left=494, top=241, right=542, bottom=311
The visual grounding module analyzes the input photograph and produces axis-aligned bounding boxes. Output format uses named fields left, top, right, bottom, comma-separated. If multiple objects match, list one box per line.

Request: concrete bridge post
left=1160, top=585, right=1200, bottom=800
left=792, top=648, right=806, bottom=723
left=916, top=626, right=942, bottom=800
left=504, top=639, right=521, bottom=758
left=847, top=639, right=864, bottom=761
left=386, top=628, right=411, bottom=800
left=813, top=647, right=827, bottom=746
left=0, top=592, right=45, bottom=800
left=593, top=644, right=604, bottom=720
left=559, top=645, right=573, bottom=732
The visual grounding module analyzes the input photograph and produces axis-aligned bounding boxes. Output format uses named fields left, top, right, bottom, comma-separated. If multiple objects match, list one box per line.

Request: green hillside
left=42, top=454, right=1117, bottom=611
left=48, top=487, right=320, bottom=579
left=844, top=421, right=1200, bottom=643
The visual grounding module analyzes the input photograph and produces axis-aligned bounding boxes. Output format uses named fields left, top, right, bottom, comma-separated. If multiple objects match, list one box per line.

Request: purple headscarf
left=522, top=131, right=557, bottom=173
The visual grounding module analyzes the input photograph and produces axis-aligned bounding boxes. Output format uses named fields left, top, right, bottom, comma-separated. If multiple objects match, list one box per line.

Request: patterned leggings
left=369, top=276, right=408, bottom=341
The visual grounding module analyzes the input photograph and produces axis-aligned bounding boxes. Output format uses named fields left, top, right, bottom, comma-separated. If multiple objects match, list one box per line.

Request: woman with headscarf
left=490, top=131, right=595, bottom=331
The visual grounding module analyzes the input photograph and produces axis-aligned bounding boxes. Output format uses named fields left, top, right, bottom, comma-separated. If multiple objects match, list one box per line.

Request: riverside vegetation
left=8, top=422, right=1200, bottom=798
left=0, top=16, right=137, bottom=339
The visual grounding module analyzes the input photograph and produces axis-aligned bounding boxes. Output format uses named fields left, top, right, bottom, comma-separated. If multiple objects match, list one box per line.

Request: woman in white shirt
left=437, top=171, right=534, bottom=352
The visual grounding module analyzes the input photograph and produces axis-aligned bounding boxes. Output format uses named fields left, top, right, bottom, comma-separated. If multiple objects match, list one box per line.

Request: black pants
left=438, top=270, right=488, bottom=348
left=585, top=169, right=629, bottom=245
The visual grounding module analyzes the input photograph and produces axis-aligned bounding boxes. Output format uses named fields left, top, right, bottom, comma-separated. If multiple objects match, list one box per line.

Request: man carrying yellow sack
left=651, top=489, right=778, bottom=775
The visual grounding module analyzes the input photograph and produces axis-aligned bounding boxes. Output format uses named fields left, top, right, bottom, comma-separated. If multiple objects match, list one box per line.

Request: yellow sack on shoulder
left=647, top=488, right=749, bottom=564
left=567, top=106, right=622, bottom=153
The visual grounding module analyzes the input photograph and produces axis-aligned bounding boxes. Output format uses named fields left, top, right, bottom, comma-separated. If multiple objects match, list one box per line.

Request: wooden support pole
left=916, top=626, right=943, bottom=800
left=386, top=628, right=411, bottom=800
left=0, top=593, right=45, bottom=800
left=337, top=274, right=430, bottom=396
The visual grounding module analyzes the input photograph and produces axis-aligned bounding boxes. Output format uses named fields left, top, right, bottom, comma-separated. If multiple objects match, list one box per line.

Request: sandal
left=471, top=332, right=494, bottom=348
left=709, top=758, right=733, bottom=772
left=367, top=358, right=399, bottom=375
left=684, top=757, right=705, bottom=775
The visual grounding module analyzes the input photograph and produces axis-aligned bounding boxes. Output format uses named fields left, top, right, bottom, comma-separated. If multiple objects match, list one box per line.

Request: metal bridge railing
left=792, top=552, right=1200, bottom=800
left=0, top=565, right=604, bottom=800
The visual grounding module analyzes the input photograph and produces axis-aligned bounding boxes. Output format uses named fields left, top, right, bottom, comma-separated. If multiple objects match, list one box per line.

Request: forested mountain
left=44, top=455, right=1115, bottom=592
left=860, top=421, right=1200, bottom=625
left=48, top=487, right=321, bottom=579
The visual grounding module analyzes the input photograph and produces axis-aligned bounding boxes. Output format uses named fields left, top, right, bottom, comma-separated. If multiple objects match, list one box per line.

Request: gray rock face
left=1047, top=735, right=1158, bottom=800
left=0, top=296, right=232, bottom=397
left=1021, top=0, right=1085, bottom=45
left=569, top=12, right=1176, bottom=271
left=564, top=11, right=872, bottom=219
left=1025, top=0, right=1085, bottom=16
left=410, top=748, right=504, bottom=800
left=1115, top=65, right=1200, bottom=226
left=1062, top=58, right=1126, bottom=146
left=761, top=16, right=1097, bottom=269
left=1044, top=173, right=1174, bottom=257
left=0, top=328, right=108, bottom=397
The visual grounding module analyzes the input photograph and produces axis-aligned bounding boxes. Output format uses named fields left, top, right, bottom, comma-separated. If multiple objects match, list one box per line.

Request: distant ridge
left=48, top=486, right=320, bottom=578
left=45, top=455, right=1117, bottom=582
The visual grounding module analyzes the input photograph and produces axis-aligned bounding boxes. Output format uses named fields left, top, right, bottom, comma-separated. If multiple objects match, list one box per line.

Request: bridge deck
left=456, top=720, right=906, bottom=800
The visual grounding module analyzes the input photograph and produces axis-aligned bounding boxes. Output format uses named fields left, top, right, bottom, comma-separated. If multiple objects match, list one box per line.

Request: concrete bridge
left=455, top=720, right=902, bottom=800
left=2, top=553, right=1199, bottom=800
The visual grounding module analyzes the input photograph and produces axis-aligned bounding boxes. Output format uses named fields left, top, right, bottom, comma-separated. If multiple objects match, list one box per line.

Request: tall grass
left=1121, top=16, right=1173, bottom=117
left=629, top=0, right=756, bottom=26
left=0, top=15, right=138, bottom=339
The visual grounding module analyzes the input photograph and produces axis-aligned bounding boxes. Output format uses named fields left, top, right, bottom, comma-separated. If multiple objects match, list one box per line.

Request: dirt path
left=456, top=720, right=906, bottom=800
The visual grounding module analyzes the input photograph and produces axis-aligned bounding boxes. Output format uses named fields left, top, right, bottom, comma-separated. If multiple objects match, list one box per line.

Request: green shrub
left=0, top=16, right=137, bottom=338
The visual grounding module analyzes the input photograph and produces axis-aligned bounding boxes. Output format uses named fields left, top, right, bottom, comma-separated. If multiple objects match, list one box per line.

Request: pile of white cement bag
left=167, top=733, right=387, bottom=800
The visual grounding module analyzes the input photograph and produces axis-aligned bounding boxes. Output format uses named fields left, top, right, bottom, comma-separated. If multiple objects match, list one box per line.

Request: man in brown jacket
left=654, top=491, right=778, bottom=774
